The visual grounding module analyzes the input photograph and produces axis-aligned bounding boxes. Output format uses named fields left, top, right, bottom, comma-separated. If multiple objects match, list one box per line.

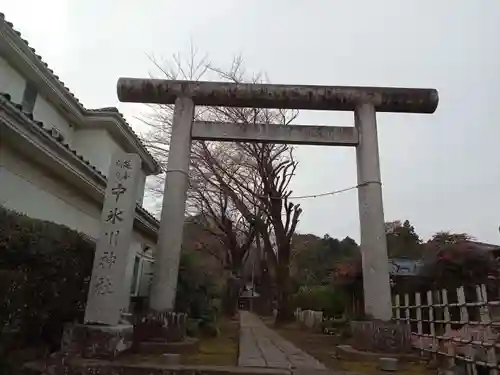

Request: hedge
left=0, top=206, right=95, bottom=353
left=0, top=205, right=224, bottom=357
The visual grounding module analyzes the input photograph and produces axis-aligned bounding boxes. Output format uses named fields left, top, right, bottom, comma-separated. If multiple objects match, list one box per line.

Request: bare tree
left=139, top=48, right=301, bottom=322
left=203, top=140, right=302, bottom=323
left=190, top=159, right=258, bottom=315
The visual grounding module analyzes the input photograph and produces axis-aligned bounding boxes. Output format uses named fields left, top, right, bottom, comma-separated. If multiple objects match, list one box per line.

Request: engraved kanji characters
left=115, top=169, right=130, bottom=182
left=94, top=276, right=113, bottom=296
left=104, top=229, right=120, bottom=246
left=85, top=154, right=140, bottom=324
left=99, top=251, right=117, bottom=269
left=115, top=159, right=133, bottom=181
left=106, top=208, right=123, bottom=224
left=111, top=183, right=127, bottom=202
left=116, top=159, right=132, bottom=169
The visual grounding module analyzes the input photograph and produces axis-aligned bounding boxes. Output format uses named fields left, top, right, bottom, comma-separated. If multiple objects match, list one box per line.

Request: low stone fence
left=294, top=308, right=323, bottom=331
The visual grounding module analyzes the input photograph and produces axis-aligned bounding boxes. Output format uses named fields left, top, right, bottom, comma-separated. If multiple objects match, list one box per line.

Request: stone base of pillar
left=350, top=320, right=412, bottom=354
left=61, top=323, right=133, bottom=359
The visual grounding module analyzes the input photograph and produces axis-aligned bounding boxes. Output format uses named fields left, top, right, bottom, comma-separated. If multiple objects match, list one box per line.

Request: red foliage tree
left=420, top=240, right=499, bottom=291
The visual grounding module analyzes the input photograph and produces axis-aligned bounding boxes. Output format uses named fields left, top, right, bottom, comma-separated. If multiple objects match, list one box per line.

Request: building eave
left=0, top=94, right=159, bottom=239
left=0, top=13, right=161, bottom=176
left=84, top=110, right=161, bottom=175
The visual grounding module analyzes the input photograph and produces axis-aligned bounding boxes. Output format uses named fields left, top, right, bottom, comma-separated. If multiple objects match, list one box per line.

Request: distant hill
left=291, top=233, right=323, bottom=257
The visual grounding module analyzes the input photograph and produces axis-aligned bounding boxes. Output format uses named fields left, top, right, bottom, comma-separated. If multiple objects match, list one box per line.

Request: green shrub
left=0, top=206, right=94, bottom=351
left=175, top=249, right=221, bottom=322
left=198, top=321, right=220, bottom=338
left=291, top=285, right=347, bottom=318
left=186, top=318, right=201, bottom=337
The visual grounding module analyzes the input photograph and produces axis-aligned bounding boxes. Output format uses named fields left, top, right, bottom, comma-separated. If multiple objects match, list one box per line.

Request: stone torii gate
left=117, top=78, right=439, bottom=321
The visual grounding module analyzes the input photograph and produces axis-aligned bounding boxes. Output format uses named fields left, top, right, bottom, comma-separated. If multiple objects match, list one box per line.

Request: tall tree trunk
left=257, top=259, right=273, bottom=315
left=222, top=271, right=240, bottom=317
left=274, top=262, right=294, bottom=325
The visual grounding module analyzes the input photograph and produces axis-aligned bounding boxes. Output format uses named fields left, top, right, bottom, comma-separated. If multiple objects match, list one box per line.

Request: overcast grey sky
left=3, top=0, right=499, bottom=243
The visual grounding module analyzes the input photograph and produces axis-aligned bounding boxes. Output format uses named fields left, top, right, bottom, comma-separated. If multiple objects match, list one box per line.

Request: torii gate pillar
left=149, top=97, right=195, bottom=312
left=355, top=103, right=392, bottom=320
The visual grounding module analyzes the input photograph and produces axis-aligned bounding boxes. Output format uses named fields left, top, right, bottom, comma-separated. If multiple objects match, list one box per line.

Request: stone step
left=134, top=337, right=199, bottom=354
left=24, top=361, right=296, bottom=375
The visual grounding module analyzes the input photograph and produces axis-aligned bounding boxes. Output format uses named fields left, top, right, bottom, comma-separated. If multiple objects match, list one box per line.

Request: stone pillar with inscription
left=61, top=153, right=141, bottom=359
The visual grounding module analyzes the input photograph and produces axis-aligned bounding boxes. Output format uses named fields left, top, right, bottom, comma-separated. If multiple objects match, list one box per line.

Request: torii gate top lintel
left=117, top=77, right=438, bottom=114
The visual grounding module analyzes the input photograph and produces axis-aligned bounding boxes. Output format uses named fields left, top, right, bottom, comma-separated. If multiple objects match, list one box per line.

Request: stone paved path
left=238, top=311, right=327, bottom=371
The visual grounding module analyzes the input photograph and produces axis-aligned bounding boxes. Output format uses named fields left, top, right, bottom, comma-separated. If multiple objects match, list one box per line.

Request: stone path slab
left=238, top=311, right=327, bottom=371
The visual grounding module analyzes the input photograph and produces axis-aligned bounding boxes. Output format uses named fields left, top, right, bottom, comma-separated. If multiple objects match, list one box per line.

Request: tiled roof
left=88, top=107, right=120, bottom=113
left=85, top=107, right=157, bottom=169
left=0, top=12, right=161, bottom=173
left=0, top=93, right=104, bottom=177
left=0, top=92, right=159, bottom=229
left=389, top=258, right=423, bottom=276
left=0, top=13, right=83, bottom=106
left=467, top=241, right=500, bottom=252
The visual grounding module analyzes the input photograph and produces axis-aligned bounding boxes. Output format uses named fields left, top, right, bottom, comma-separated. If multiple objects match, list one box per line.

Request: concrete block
left=379, top=357, right=398, bottom=372
left=351, top=320, right=412, bottom=354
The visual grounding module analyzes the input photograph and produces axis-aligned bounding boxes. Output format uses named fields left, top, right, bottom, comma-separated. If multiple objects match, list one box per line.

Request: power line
left=168, top=167, right=382, bottom=202
left=289, top=185, right=358, bottom=199
left=263, top=181, right=381, bottom=200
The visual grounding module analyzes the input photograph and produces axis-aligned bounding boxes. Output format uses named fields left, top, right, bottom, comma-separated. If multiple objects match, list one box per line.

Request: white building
left=0, top=13, right=157, bottom=302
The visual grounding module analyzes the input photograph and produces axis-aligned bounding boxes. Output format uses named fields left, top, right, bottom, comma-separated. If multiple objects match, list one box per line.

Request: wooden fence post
left=457, top=286, right=475, bottom=375
left=394, top=294, right=401, bottom=323
left=442, top=288, right=455, bottom=368
left=427, top=290, right=437, bottom=354
left=414, top=292, right=423, bottom=355
left=404, top=293, right=411, bottom=326
left=477, top=284, right=498, bottom=375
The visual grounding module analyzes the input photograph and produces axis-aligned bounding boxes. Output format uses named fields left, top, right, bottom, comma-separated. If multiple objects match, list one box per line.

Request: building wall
left=136, top=170, right=146, bottom=205
left=0, top=57, right=74, bottom=146
left=0, top=145, right=101, bottom=237
left=0, top=144, right=154, bottom=299
left=72, top=128, right=117, bottom=176
left=0, top=39, right=156, bottom=302
left=0, top=57, right=147, bottom=204
left=73, top=128, right=147, bottom=204
left=33, top=95, right=74, bottom=146
left=0, top=56, right=26, bottom=103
